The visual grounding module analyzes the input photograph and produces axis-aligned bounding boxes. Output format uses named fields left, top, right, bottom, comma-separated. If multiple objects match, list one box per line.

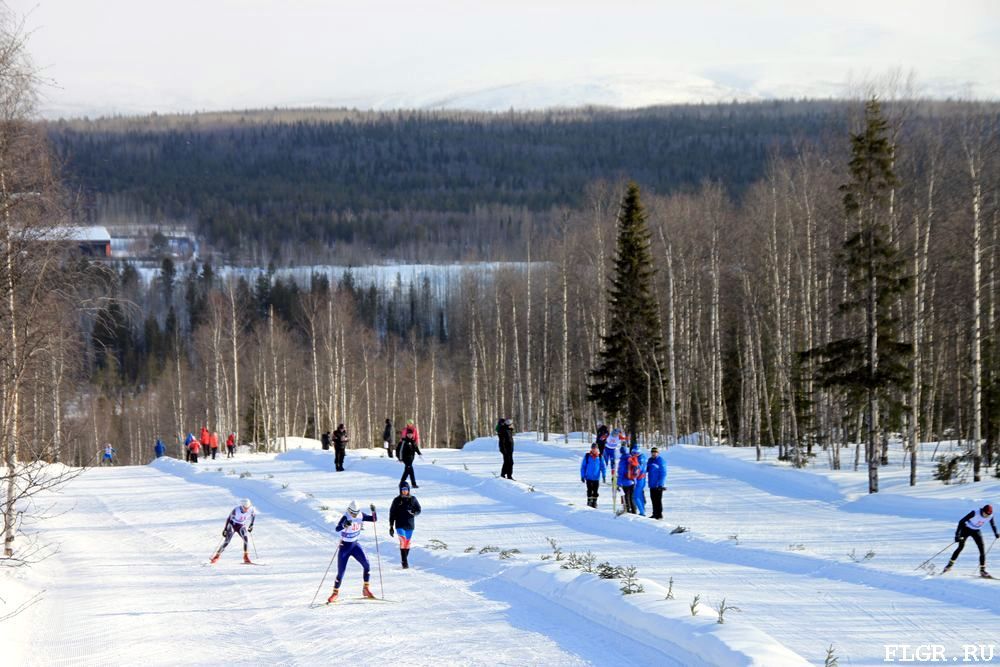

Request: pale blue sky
left=10, top=0, right=1000, bottom=117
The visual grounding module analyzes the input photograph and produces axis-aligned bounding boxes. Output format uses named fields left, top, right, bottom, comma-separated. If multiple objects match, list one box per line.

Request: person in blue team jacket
left=631, top=444, right=648, bottom=516
left=580, top=443, right=607, bottom=508
left=645, top=447, right=667, bottom=520
left=154, top=438, right=166, bottom=459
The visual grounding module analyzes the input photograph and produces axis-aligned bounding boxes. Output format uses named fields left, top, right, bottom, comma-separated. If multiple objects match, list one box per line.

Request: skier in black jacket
left=332, top=424, right=348, bottom=471
left=943, top=504, right=998, bottom=577
left=382, top=418, right=394, bottom=458
left=396, top=432, right=422, bottom=488
left=389, top=481, right=422, bottom=568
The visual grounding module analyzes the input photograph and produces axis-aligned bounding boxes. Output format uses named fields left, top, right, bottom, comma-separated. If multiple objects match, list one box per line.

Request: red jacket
left=189, top=441, right=201, bottom=454
left=226, top=433, right=235, bottom=447
left=210, top=432, right=219, bottom=449
left=400, top=425, right=420, bottom=445
left=200, top=427, right=210, bottom=446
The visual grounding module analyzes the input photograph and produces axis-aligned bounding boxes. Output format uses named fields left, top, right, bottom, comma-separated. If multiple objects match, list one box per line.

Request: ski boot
left=981, top=567, right=993, bottom=579
left=362, top=582, right=376, bottom=599
left=209, top=553, right=221, bottom=564
left=243, top=552, right=253, bottom=564
left=326, top=588, right=340, bottom=604
left=401, top=548, right=410, bottom=569
left=942, top=560, right=955, bottom=574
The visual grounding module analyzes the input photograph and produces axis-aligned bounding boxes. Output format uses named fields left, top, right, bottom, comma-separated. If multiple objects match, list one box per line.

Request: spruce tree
left=588, top=182, right=665, bottom=441
left=809, top=99, right=911, bottom=494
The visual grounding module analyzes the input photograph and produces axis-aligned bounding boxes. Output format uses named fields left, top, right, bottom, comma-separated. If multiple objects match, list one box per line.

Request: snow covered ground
left=3, top=434, right=999, bottom=666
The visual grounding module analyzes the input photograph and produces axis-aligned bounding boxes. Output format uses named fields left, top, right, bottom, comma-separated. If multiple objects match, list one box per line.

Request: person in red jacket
left=189, top=439, right=201, bottom=463
left=226, top=432, right=236, bottom=458
left=210, top=431, right=220, bottom=459
left=200, top=426, right=211, bottom=455
left=400, top=419, right=420, bottom=445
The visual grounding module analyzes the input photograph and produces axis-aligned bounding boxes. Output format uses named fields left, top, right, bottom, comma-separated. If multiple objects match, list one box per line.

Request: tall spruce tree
left=810, top=99, right=911, bottom=494
left=588, top=182, right=665, bottom=441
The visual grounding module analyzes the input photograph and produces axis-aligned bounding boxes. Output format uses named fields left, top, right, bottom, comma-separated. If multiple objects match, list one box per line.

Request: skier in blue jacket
left=154, top=438, right=166, bottom=459
left=327, top=500, right=378, bottom=602
left=646, top=447, right=667, bottom=520
left=616, top=444, right=637, bottom=514
left=580, top=443, right=607, bottom=508
left=631, top=444, right=648, bottom=516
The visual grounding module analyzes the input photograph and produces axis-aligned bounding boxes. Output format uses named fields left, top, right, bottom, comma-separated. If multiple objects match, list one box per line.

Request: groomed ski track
left=8, top=433, right=999, bottom=665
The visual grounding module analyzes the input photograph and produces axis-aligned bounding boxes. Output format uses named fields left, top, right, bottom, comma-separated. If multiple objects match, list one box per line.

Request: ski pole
left=372, top=504, right=384, bottom=599
left=987, top=537, right=999, bottom=558
left=310, top=543, right=340, bottom=607
left=250, top=532, right=258, bottom=560
left=914, top=542, right=955, bottom=571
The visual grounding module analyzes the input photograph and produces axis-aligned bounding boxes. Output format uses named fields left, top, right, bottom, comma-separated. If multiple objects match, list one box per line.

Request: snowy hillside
left=3, top=434, right=999, bottom=666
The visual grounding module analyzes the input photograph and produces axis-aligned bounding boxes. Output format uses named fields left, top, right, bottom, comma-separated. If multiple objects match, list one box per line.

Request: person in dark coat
left=382, top=419, right=394, bottom=458
left=321, top=430, right=331, bottom=451
left=497, top=417, right=515, bottom=479
left=595, top=422, right=610, bottom=457
left=389, top=481, right=422, bottom=568
left=332, top=424, right=348, bottom=471
left=396, top=431, right=422, bottom=488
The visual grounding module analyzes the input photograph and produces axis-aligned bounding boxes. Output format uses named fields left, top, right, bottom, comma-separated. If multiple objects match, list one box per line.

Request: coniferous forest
left=6, top=98, right=1000, bottom=497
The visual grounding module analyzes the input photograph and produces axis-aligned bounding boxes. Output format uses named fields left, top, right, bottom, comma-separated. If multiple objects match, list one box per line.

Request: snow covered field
left=3, top=434, right=999, bottom=666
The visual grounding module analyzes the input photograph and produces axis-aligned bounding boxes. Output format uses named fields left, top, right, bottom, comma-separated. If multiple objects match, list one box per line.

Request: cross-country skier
left=210, top=498, right=257, bottom=564
left=617, top=444, right=637, bottom=514
left=646, top=447, right=667, bottom=520
left=943, top=504, right=998, bottom=577
left=101, top=443, right=116, bottom=466
left=327, top=501, right=378, bottom=602
left=581, top=443, right=607, bottom=508
left=389, top=482, right=421, bottom=569
left=595, top=422, right=610, bottom=457
left=604, top=428, right=619, bottom=470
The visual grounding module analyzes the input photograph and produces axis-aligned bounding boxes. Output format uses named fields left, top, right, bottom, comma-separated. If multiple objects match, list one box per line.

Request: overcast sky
left=9, top=0, right=1000, bottom=118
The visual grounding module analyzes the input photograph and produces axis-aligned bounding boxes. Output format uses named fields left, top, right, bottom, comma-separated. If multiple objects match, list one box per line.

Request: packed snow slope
left=3, top=434, right=998, bottom=666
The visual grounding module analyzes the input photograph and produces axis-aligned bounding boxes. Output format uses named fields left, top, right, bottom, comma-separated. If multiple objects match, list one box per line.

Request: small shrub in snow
left=499, top=548, right=520, bottom=560
left=544, top=537, right=563, bottom=561
left=305, top=492, right=314, bottom=498
left=934, top=455, right=962, bottom=484
left=427, top=539, right=448, bottom=550
left=824, top=644, right=839, bottom=667
left=266, top=473, right=274, bottom=479
left=463, top=463, right=469, bottom=471
left=527, top=485, right=535, bottom=492
left=847, top=548, right=876, bottom=563
left=620, top=566, right=644, bottom=595
left=788, top=543, right=805, bottom=551
left=728, top=534, right=740, bottom=545
left=216, top=467, right=223, bottom=472
left=690, top=594, right=701, bottom=616
left=318, top=505, right=330, bottom=511
left=596, top=562, right=624, bottom=579
left=715, top=597, right=741, bottom=624
left=281, top=483, right=289, bottom=490
left=239, top=471, right=252, bottom=479
left=479, top=545, right=500, bottom=554
left=464, top=546, right=476, bottom=553
left=664, top=576, right=674, bottom=600
left=670, top=526, right=689, bottom=534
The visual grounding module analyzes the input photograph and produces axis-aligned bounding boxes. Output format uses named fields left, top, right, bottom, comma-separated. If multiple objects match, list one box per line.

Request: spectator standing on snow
left=210, top=431, right=220, bottom=460
left=226, top=432, right=236, bottom=458
left=943, top=504, right=998, bottom=577
left=200, top=426, right=211, bottom=457
left=396, top=429, right=422, bottom=488
left=154, top=438, right=166, bottom=459
left=382, top=419, right=394, bottom=458
left=389, top=481, right=421, bottom=569
left=333, top=423, right=349, bottom=472
left=631, top=444, right=648, bottom=516
left=580, top=443, right=607, bottom=508
left=400, top=419, right=420, bottom=446
left=184, top=432, right=196, bottom=462
left=189, top=438, right=201, bottom=463
left=321, top=430, right=331, bottom=451
left=327, top=501, right=378, bottom=602
left=497, top=417, right=515, bottom=479
left=646, top=447, right=667, bottom=520
left=210, top=498, right=257, bottom=565
left=617, top=444, right=637, bottom=514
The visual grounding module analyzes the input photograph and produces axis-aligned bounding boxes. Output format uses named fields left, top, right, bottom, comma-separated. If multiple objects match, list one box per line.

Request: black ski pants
left=400, top=461, right=417, bottom=487
left=335, top=446, right=346, bottom=472
left=621, top=485, right=636, bottom=514
left=951, top=526, right=987, bottom=567
left=650, top=487, right=664, bottom=520
left=500, top=447, right=514, bottom=479
left=585, top=480, right=601, bottom=508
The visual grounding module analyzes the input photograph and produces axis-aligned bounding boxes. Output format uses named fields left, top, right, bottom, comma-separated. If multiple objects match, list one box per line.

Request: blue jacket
left=580, top=452, right=607, bottom=481
left=646, top=454, right=666, bottom=488
left=154, top=439, right=166, bottom=458
left=616, top=448, right=635, bottom=487
left=632, top=450, right=648, bottom=485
